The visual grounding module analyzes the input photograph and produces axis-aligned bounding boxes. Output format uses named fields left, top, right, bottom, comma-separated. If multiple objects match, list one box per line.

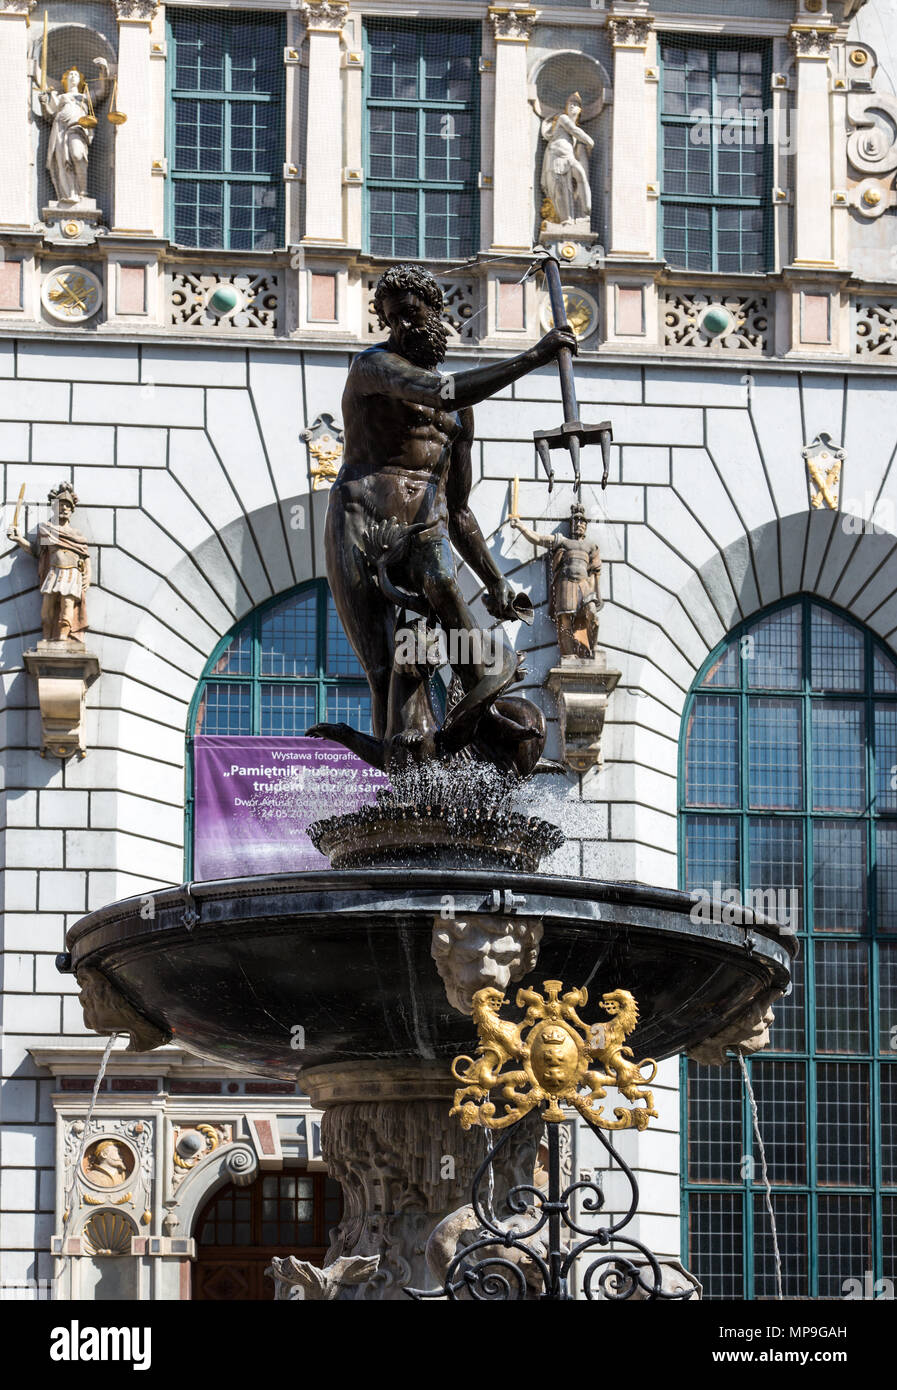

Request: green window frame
left=659, top=36, right=772, bottom=273
left=363, top=19, right=480, bottom=261
left=679, top=596, right=897, bottom=1299
left=167, top=10, right=285, bottom=251
left=184, top=581, right=370, bottom=877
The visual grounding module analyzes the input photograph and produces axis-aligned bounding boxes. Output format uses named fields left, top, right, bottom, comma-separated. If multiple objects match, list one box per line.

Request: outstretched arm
left=354, top=327, right=577, bottom=411
left=89, top=57, right=109, bottom=103
left=508, top=517, right=554, bottom=549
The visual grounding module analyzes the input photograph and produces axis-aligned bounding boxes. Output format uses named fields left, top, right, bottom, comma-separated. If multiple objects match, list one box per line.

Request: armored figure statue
left=307, top=263, right=576, bottom=775
left=510, top=504, right=602, bottom=659
left=540, top=93, right=594, bottom=227
left=39, top=60, right=109, bottom=205
left=7, top=482, right=91, bottom=643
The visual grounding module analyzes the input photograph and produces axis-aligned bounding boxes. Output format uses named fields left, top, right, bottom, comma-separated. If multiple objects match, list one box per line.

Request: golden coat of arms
left=450, top=980, right=658, bottom=1132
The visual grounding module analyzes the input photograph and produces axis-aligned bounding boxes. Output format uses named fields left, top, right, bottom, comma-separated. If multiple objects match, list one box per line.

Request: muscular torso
left=337, top=346, right=467, bottom=529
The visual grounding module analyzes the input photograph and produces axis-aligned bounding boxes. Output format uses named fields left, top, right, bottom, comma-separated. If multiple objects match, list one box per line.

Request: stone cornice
left=0, top=0, right=37, bottom=14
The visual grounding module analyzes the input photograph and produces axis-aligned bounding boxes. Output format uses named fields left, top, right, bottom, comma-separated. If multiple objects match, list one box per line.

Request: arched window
left=680, top=597, right=897, bottom=1299
left=186, top=581, right=371, bottom=874
left=191, top=581, right=371, bottom=738
left=192, top=1171, right=342, bottom=1301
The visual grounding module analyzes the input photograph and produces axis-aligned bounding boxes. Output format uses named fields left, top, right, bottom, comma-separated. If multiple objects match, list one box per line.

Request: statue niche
left=31, top=21, right=118, bottom=239
left=528, top=50, right=608, bottom=254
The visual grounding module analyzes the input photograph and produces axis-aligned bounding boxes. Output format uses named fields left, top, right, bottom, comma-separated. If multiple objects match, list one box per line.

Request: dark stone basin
left=62, top=870, right=795, bottom=1079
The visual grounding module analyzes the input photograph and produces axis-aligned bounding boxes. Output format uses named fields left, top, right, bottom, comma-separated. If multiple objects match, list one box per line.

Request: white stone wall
left=3, top=334, right=897, bottom=1288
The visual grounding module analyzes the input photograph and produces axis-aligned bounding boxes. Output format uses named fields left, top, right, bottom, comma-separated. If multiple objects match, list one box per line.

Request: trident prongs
left=528, top=247, right=614, bottom=495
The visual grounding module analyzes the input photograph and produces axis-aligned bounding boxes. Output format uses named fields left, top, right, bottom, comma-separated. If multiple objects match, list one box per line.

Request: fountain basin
left=61, top=870, right=794, bottom=1076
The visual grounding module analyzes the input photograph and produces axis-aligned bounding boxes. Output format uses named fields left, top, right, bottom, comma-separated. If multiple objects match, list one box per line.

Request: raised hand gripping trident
left=527, top=248, right=612, bottom=494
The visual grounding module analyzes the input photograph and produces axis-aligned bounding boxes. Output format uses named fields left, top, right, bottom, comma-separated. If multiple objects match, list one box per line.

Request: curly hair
left=373, top=264, right=444, bottom=328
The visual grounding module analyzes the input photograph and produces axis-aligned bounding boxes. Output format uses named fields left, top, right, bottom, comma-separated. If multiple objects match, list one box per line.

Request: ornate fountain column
left=301, top=1062, right=541, bottom=1300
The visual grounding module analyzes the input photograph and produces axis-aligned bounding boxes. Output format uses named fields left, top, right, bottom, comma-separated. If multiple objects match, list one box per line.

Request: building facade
left=1, top=0, right=895, bottom=1300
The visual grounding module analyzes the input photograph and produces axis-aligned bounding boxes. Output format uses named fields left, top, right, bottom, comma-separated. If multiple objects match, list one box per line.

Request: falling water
left=737, top=1051, right=783, bottom=1301
left=58, top=1032, right=120, bottom=1257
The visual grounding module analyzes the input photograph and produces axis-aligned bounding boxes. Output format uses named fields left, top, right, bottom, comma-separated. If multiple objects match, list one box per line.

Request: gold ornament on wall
left=301, top=413, right=345, bottom=492
left=540, top=286, right=599, bottom=341
left=308, top=434, right=343, bottom=490
left=450, top=979, right=658, bottom=1132
left=803, top=432, right=845, bottom=510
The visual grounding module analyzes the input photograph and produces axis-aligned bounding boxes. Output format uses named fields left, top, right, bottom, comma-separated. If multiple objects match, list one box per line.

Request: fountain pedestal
left=301, top=1062, right=541, bottom=1300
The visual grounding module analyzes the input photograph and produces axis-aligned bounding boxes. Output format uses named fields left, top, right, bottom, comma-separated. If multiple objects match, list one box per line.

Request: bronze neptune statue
left=308, top=264, right=576, bottom=778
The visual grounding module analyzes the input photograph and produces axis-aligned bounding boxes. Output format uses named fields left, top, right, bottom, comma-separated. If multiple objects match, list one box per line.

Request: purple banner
left=193, top=736, right=388, bottom=880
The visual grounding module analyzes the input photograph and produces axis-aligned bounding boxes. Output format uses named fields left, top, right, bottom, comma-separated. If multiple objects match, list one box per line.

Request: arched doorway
left=192, top=1170, right=342, bottom=1300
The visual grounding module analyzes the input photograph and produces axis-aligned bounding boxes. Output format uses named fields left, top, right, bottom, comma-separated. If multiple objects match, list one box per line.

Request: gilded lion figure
left=588, top=989, right=657, bottom=1116
left=450, top=980, right=658, bottom=1132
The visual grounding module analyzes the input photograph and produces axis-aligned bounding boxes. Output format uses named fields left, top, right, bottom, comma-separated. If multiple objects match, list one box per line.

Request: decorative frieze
left=663, top=290, right=770, bottom=353
left=170, top=270, right=280, bottom=331
left=113, top=0, right=159, bottom=20
left=488, top=6, right=540, bottom=42
left=608, top=17, right=653, bottom=49
left=854, top=298, right=897, bottom=357
left=302, top=1, right=349, bottom=32
left=60, top=1116, right=155, bottom=1245
left=789, top=26, right=836, bottom=59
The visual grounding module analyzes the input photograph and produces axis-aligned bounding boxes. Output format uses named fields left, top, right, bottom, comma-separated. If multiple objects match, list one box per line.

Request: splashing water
left=383, top=758, right=519, bottom=818
left=738, top=1051, right=783, bottom=1300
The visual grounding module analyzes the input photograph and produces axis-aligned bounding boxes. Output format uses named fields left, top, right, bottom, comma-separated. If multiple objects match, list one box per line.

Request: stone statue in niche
left=509, top=503, right=602, bottom=660
left=39, top=60, right=110, bottom=206
left=538, top=93, right=596, bottom=231
left=7, top=482, right=91, bottom=644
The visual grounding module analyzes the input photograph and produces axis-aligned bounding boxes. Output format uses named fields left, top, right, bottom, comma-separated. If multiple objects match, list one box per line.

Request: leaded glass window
left=191, top=582, right=370, bottom=739
left=364, top=21, right=479, bottom=260
left=168, top=11, right=285, bottom=250
left=659, top=39, right=771, bottom=273
left=681, top=598, right=897, bottom=1299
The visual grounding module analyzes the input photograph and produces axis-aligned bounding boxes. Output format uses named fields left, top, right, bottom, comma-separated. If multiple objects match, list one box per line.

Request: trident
left=526, top=248, right=612, bottom=494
